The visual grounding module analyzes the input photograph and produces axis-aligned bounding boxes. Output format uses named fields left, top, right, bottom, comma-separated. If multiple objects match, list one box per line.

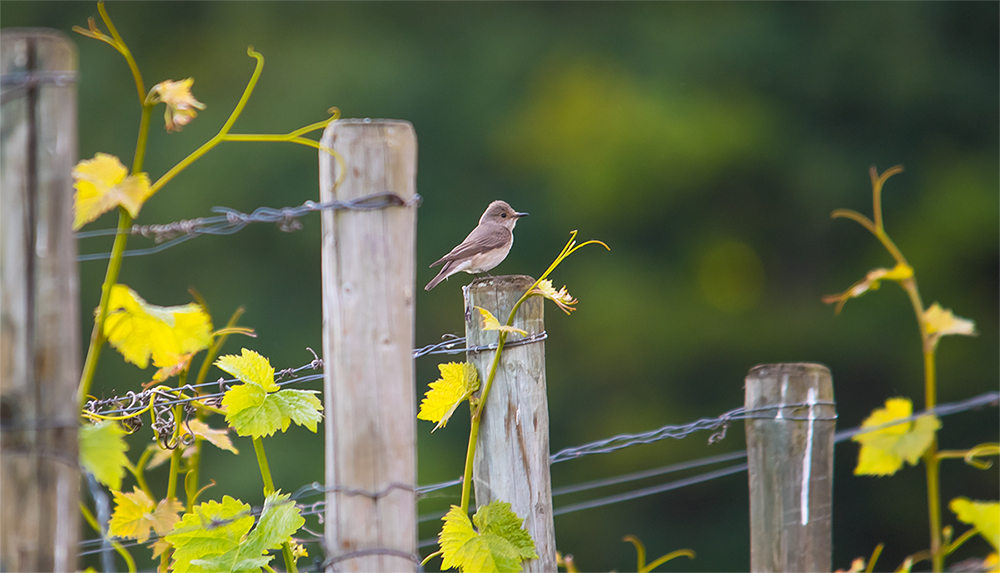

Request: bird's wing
left=429, top=225, right=511, bottom=267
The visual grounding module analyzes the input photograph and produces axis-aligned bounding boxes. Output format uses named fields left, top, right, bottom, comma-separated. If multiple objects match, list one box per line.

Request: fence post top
left=467, top=274, right=536, bottom=291
left=747, top=362, right=831, bottom=378
left=326, top=117, right=414, bottom=129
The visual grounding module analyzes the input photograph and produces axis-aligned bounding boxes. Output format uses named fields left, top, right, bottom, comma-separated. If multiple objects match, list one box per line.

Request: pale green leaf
left=222, top=383, right=278, bottom=437
left=166, top=496, right=254, bottom=573
left=215, top=348, right=278, bottom=392
left=241, top=491, right=305, bottom=557
left=439, top=501, right=538, bottom=573
left=79, top=421, right=129, bottom=491
left=189, top=553, right=270, bottom=573
left=223, top=383, right=322, bottom=438
left=270, top=389, right=323, bottom=433
left=166, top=493, right=303, bottom=573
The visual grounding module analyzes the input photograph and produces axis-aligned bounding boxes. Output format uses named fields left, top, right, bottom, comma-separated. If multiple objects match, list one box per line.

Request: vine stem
left=253, top=437, right=276, bottom=494
left=852, top=167, right=943, bottom=572
left=77, top=209, right=132, bottom=406
left=253, top=437, right=298, bottom=573
left=76, top=3, right=148, bottom=408
left=162, top=370, right=188, bottom=571
left=457, top=232, right=609, bottom=514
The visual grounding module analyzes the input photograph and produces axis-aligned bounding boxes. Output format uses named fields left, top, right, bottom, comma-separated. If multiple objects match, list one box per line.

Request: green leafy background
left=3, top=3, right=997, bottom=571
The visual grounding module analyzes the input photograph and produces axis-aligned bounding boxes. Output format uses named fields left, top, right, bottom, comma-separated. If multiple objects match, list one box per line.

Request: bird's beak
left=516, top=211, right=529, bottom=218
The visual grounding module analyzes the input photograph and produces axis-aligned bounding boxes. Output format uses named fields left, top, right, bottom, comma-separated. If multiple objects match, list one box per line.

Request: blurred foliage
left=2, top=2, right=997, bottom=571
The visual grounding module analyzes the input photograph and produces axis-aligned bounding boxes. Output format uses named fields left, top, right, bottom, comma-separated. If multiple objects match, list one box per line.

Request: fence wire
left=76, top=192, right=421, bottom=261
left=78, top=389, right=998, bottom=564
left=81, top=331, right=551, bottom=425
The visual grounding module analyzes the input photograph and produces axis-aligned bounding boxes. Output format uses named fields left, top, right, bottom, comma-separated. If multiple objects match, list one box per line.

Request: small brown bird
left=424, top=200, right=528, bottom=291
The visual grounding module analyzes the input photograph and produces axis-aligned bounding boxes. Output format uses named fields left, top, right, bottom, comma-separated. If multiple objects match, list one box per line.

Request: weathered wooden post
left=745, top=363, right=836, bottom=573
left=319, top=119, right=418, bottom=571
left=465, top=275, right=556, bottom=572
left=0, top=29, right=80, bottom=573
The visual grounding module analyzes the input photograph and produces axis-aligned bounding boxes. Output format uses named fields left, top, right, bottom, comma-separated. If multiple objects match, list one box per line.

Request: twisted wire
left=76, top=192, right=422, bottom=261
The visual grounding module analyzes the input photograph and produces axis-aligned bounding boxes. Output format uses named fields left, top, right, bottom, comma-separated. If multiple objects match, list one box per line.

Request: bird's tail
left=424, top=267, right=450, bottom=291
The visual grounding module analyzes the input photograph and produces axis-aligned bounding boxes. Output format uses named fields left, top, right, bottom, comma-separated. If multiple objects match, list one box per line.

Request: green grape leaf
left=240, top=491, right=305, bottom=557
left=439, top=501, right=538, bottom=573
left=222, top=385, right=322, bottom=438
left=166, top=496, right=255, bottom=573
left=950, top=497, right=1000, bottom=552
left=215, top=348, right=279, bottom=392
left=166, top=492, right=304, bottom=573
left=188, top=553, right=270, bottom=573
left=79, top=421, right=129, bottom=490
left=853, top=397, right=940, bottom=476
left=418, top=362, right=480, bottom=431
left=218, top=349, right=323, bottom=438
left=269, top=390, right=324, bottom=433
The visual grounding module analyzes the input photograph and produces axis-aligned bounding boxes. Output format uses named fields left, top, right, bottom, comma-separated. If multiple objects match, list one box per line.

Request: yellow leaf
left=102, top=285, right=213, bottom=370
left=924, top=303, right=977, bottom=351
left=834, top=557, right=867, bottom=573
left=144, top=443, right=174, bottom=470
left=73, top=153, right=152, bottom=229
left=292, top=542, right=309, bottom=559
left=149, top=78, right=206, bottom=132
left=823, top=263, right=913, bottom=313
left=530, top=279, right=579, bottom=315
left=145, top=419, right=238, bottom=469
left=149, top=537, right=172, bottom=560
left=950, top=498, right=1000, bottom=552
left=984, top=553, right=999, bottom=573
left=151, top=354, right=193, bottom=383
left=109, top=487, right=183, bottom=543
left=476, top=307, right=527, bottom=336
left=853, top=398, right=940, bottom=476
left=418, top=362, right=480, bottom=431
left=188, top=419, right=239, bottom=454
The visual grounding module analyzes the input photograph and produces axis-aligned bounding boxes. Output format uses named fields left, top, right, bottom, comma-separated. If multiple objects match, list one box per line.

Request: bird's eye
left=501, top=213, right=507, bottom=217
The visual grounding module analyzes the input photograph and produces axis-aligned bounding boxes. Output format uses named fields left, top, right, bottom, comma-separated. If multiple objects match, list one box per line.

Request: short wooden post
left=745, top=363, right=835, bottom=573
left=0, top=29, right=80, bottom=573
left=319, top=119, right=418, bottom=571
left=465, top=275, right=556, bottom=572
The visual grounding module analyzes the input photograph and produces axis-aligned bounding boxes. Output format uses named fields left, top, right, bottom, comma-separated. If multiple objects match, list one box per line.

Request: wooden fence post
left=319, top=119, right=418, bottom=571
left=745, top=363, right=836, bottom=573
left=464, top=275, right=556, bottom=572
left=0, top=29, right=80, bottom=573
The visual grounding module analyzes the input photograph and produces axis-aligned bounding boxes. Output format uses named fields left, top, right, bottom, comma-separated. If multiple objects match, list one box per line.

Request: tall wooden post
left=745, top=363, right=835, bottom=573
left=0, top=29, right=80, bottom=573
left=319, top=119, right=418, bottom=571
left=465, top=275, right=556, bottom=572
